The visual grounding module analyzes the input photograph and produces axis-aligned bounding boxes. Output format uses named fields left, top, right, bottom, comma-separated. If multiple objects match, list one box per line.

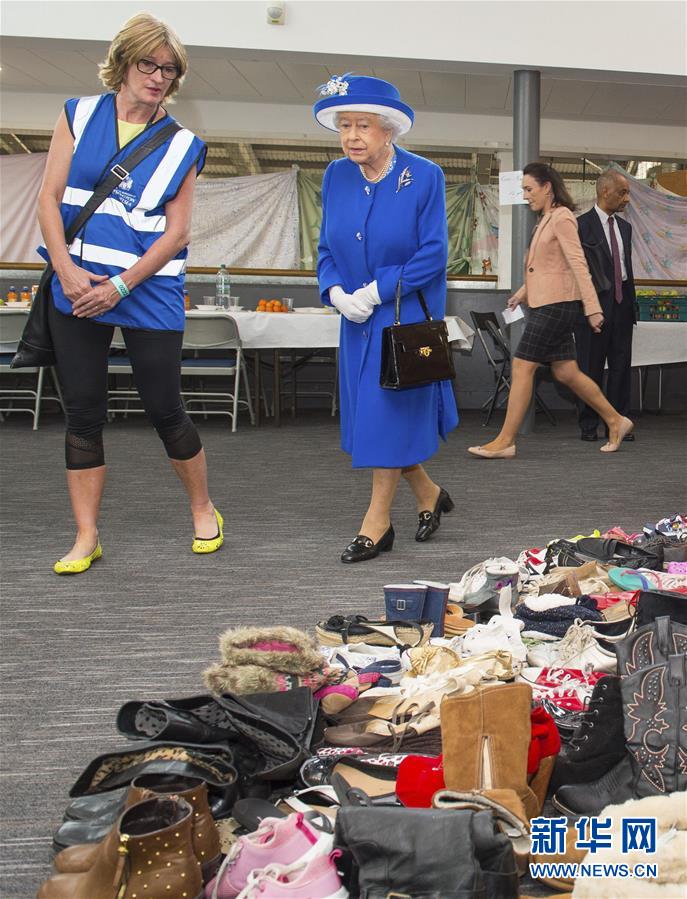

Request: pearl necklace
left=359, top=149, right=395, bottom=184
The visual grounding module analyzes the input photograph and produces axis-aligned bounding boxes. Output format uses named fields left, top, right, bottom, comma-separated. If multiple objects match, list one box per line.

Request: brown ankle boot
left=440, top=683, right=539, bottom=819
left=38, top=797, right=203, bottom=899
left=54, top=774, right=221, bottom=881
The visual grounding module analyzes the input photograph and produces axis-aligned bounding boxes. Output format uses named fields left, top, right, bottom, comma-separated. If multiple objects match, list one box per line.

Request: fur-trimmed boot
left=549, top=675, right=625, bottom=794
left=53, top=775, right=220, bottom=882
left=217, top=626, right=323, bottom=672
left=203, top=626, right=331, bottom=695
left=441, top=683, right=539, bottom=819
left=38, top=797, right=202, bottom=899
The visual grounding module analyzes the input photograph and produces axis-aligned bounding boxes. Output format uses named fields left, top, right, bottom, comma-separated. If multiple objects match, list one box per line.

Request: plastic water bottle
left=216, top=264, right=230, bottom=308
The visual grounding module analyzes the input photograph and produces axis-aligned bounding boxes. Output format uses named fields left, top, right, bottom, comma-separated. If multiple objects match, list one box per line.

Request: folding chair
left=0, top=309, right=63, bottom=429
left=470, top=310, right=556, bottom=427
left=180, top=314, right=255, bottom=432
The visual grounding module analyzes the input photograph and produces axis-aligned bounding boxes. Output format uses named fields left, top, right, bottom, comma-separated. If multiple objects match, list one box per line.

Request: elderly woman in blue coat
left=315, top=76, right=459, bottom=563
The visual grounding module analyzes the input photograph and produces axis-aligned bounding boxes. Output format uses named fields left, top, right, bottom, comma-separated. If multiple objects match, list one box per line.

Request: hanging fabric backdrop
left=0, top=153, right=47, bottom=263
left=611, top=165, right=687, bottom=280
left=189, top=170, right=300, bottom=268
left=1, top=152, right=685, bottom=279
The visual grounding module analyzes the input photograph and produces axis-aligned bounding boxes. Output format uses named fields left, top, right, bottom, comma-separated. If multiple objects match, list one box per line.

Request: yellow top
left=118, top=120, right=146, bottom=147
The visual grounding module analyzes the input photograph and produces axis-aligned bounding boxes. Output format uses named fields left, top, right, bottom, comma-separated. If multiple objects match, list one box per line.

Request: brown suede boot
left=54, top=774, right=220, bottom=882
left=38, top=797, right=203, bottom=899
left=440, top=683, right=539, bottom=819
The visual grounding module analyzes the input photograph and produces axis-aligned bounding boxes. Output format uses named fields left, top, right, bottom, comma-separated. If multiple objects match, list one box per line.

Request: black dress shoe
left=415, top=487, right=455, bottom=542
left=341, top=525, right=394, bottom=563
left=580, top=430, right=598, bottom=441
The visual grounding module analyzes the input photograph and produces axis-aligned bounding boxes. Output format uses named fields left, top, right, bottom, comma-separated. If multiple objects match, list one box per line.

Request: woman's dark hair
left=523, top=162, right=576, bottom=211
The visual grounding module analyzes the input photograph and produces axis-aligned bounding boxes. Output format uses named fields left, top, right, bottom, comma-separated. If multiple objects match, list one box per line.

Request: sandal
left=315, top=615, right=433, bottom=649
left=323, top=706, right=441, bottom=752
left=609, top=567, right=687, bottom=592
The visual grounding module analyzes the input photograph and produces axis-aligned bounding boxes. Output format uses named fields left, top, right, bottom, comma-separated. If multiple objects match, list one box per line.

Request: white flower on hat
left=319, top=74, right=350, bottom=97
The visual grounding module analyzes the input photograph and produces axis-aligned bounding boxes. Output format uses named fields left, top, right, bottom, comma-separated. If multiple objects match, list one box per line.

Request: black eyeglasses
left=136, top=59, right=180, bottom=80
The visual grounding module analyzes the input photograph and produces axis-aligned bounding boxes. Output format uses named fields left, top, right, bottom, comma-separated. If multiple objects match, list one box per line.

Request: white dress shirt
left=594, top=204, right=628, bottom=281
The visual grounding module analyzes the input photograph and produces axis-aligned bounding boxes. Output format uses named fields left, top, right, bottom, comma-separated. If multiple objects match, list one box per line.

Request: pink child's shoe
left=236, top=851, right=348, bottom=898
left=206, top=813, right=333, bottom=899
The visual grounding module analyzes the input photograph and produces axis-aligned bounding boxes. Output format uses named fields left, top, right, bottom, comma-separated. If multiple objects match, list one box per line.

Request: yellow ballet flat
left=53, top=542, right=102, bottom=575
left=192, top=509, right=224, bottom=554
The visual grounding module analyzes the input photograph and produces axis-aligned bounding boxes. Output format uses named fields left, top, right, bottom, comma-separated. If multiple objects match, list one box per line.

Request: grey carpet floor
left=1, top=407, right=686, bottom=898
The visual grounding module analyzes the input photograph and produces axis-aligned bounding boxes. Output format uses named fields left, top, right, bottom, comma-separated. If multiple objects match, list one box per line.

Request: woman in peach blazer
left=469, top=163, right=633, bottom=458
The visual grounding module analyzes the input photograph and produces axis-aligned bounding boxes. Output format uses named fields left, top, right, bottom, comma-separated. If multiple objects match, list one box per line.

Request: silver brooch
left=319, top=74, right=350, bottom=97
left=396, top=166, right=413, bottom=192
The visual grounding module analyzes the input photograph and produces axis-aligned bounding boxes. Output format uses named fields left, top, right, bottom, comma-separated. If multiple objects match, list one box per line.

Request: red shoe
left=396, top=754, right=445, bottom=808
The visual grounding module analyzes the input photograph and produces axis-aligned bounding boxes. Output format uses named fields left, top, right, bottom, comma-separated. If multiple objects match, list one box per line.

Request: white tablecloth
left=632, top=321, right=687, bottom=368
left=186, top=309, right=474, bottom=351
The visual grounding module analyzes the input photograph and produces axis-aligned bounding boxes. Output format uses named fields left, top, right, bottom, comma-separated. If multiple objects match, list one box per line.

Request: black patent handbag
left=380, top=281, right=456, bottom=390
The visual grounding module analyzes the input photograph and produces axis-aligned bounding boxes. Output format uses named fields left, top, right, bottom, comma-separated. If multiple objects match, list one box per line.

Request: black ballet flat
left=415, top=488, right=455, bottom=542
left=341, top=525, right=395, bottom=563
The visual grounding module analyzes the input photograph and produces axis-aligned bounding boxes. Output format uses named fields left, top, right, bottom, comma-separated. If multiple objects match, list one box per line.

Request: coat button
left=356, top=232, right=362, bottom=241
left=528, top=267, right=534, bottom=272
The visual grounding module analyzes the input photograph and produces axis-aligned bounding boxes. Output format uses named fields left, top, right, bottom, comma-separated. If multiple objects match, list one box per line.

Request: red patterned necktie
left=608, top=215, right=623, bottom=304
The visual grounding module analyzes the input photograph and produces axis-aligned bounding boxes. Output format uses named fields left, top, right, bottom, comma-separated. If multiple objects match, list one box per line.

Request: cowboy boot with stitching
left=441, top=683, right=540, bottom=819
left=38, top=797, right=203, bottom=899
left=622, top=653, right=687, bottom=799
left=54, top=774, right=221, bottom=882
left=549, top=675, right=626, bottom=794
left=553, top=654, right=687, bottom=816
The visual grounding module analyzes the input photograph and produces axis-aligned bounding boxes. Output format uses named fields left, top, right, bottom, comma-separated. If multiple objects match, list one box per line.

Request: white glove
left=351, top=281, right=381, bottom=309
left=328, top=285, right=374, bottom=324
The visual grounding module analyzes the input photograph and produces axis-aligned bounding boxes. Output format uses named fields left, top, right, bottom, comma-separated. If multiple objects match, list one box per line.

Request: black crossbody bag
left=11, top=120, right=181, bottom=369
left=380, top=280, right=456, bottom=390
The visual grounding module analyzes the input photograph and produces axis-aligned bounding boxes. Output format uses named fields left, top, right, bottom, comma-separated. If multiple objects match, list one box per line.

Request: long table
left=186, top=309, right=475, bottom=425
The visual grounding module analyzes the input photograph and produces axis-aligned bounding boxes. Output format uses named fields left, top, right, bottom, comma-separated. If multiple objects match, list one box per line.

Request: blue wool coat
left=317, top=145, right=459, bottom=468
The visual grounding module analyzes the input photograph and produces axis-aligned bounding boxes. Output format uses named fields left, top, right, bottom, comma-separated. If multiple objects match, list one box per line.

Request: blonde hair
left=98, top=13, right=188, bottom=102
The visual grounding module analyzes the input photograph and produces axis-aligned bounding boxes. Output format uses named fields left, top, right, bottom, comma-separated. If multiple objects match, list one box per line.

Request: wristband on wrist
left=109, top=275, right=130, bottom=299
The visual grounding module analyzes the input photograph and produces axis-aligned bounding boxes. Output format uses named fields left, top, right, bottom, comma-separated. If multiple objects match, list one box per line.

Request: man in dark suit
left=575, top=169, right=636, bottom=441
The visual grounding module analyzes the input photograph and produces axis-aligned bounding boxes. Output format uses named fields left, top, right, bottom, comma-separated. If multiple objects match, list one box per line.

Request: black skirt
left=514, top=301, right=582, bottom=364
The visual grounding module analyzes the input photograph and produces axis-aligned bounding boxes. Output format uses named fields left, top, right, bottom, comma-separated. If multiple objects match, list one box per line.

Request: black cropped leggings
left=49, top=302, right=202, bottom=470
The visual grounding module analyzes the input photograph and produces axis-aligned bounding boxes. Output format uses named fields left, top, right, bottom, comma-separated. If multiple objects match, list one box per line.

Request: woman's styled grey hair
left=334, top=110, right=402, bottom=140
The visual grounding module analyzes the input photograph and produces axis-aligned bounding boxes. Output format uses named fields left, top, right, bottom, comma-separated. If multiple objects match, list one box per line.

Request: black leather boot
left=549, top=675, right=626, bottom=794
left=552, top=755, right=634, bottom=817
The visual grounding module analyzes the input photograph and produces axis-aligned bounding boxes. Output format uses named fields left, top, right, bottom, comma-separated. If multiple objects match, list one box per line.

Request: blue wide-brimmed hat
left=313, top=74, right=414, bottom=135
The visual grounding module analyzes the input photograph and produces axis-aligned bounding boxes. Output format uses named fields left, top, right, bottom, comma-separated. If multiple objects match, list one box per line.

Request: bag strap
left=63, top=119, right=182, bottom=246
left=394, top=280, right=433, bottom=326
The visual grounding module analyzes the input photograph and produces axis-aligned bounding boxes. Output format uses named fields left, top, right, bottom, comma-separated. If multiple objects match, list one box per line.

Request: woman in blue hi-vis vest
left=314, top=75, right=459, bottom=563
left=38, top=13, right=223, bottom=574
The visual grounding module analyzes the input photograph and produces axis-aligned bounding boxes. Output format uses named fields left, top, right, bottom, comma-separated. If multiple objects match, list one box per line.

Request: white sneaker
left=448, top=558, right=522, bottom=610
left=526, top=620, right=617, bottom=673
left=458, top=586, right=527, bottom=663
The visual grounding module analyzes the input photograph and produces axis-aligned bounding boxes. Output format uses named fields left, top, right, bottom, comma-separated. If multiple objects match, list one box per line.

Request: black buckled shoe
left=415, top=488, right=455, bottom=542
left=341, top=525, right=395, bottom=563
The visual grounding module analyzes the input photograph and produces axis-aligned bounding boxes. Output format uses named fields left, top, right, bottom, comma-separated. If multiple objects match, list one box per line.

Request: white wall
left=2, top=90, right=684, bottom=159
left=2, top=0, right=686, bottom=79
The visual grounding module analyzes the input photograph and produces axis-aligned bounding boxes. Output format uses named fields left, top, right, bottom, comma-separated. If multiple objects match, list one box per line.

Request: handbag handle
left=394, top=280, right=433, bottom=326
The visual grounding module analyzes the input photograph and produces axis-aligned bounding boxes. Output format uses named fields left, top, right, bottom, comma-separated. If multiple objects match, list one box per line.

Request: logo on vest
left=113, top=175, right=137, bottom=209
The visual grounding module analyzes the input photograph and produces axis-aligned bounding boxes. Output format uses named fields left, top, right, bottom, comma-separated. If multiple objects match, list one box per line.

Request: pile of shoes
left=35, top=515, right=686, bottom=898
